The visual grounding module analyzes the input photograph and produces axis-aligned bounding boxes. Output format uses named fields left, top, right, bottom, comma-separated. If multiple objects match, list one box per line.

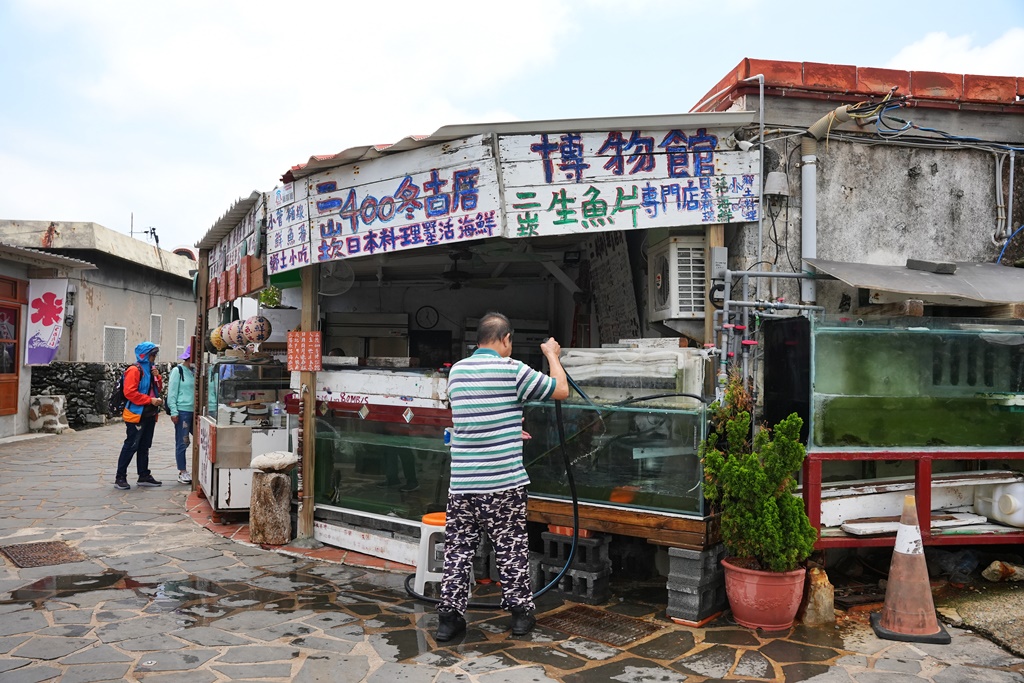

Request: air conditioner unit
left=648, top=236, right=707, bottom=322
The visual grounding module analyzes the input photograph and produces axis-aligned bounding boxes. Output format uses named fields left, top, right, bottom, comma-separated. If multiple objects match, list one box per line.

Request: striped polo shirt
left=447, top=347, right=557, bottom=494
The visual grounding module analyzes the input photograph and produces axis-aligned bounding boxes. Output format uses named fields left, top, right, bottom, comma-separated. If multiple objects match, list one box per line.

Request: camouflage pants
left=439, top=486, right=533, bottom=614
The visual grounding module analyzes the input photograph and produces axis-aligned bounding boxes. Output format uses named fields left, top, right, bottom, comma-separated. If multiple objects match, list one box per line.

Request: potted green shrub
left=701, top=374, right=818, bottom=630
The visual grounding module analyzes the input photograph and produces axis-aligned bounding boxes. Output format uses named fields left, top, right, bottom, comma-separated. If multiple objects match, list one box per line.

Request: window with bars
left=150, top=314, right=162, bottom=346
left=103, top=327, right=127, bottom=363
left=176, top=318, right=186, bottom=357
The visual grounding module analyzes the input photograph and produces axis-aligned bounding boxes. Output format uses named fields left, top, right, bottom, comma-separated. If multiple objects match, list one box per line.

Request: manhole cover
left=0, top=541, right=87, bottom=568
left=537, top=604, right=665, bottom=647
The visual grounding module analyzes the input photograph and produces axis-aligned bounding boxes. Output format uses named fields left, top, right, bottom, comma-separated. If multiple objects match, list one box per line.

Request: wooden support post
left=704, top=224, right=724, bottom=347
left=297, top=263, right=319, bottom=540
left=973, top=303, right=1024, bottom=319
left=192, top=249, right=211, bottom=491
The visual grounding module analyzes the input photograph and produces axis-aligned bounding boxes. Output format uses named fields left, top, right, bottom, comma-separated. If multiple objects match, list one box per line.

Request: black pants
left=116, top=417, right=156, bottom=480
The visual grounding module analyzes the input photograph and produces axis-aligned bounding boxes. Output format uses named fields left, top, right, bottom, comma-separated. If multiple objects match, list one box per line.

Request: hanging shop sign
left=269, top=135, right=501, bottom=274
left=266, top=181, right=312, bottom=275
left=287, top=330, right=323, bottom=372
left=25, top=278, right=68, bottom=365
left=498, top=129, right=759, bottom=238
left=265, top=124, right=759, bottom=271
left=208, top=195, right=266, bottom=309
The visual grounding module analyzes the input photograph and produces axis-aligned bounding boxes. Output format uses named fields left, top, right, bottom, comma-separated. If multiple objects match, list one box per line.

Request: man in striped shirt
left=435, top=312, right=568, bottom=641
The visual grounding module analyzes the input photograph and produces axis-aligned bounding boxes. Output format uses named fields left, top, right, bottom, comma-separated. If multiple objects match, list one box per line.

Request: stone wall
left=29, top=362, right=174, bottom=430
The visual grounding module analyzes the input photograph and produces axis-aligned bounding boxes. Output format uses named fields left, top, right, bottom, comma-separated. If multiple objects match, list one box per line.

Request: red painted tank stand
left=803, top=449, right=1024, bottom=549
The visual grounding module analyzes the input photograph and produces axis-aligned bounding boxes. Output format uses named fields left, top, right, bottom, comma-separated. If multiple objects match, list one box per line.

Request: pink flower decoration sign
left=26, top=279, right=68, bottom=365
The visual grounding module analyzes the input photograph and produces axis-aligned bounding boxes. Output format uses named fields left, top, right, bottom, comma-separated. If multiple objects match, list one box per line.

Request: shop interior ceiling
left=327, top=236, right=585, bottom=290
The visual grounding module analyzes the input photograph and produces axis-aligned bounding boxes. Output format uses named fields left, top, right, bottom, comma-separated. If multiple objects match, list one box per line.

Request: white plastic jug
left=974, top=481, right=1024, bottom=528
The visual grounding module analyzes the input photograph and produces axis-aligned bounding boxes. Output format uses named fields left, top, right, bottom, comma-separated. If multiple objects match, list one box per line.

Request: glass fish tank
left=811, top=316, right=1024, bottom=449
left=522, top=400, right=707, bottom=516
left=311, top=399, right=707, bottom=522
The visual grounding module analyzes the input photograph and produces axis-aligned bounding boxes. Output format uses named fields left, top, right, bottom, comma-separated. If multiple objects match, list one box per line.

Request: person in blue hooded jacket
left=114, top=341, right=164, bottom=490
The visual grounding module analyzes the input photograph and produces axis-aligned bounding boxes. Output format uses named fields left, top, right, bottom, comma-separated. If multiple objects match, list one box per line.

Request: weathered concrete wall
left=55, top=251, right=196, bottom=363
left=723, top=93, right=1023, bottom=312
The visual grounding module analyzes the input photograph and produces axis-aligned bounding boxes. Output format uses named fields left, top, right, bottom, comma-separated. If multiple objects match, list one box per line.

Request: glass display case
left=523, top=400, right=707, bottom=517
left=310, top=398, right=708, bottom=523
left=810, top=316, right=1024, bottom=449
left=312, top=413, right=449, bottom=521
left=199, top=360, right=293, bottom=516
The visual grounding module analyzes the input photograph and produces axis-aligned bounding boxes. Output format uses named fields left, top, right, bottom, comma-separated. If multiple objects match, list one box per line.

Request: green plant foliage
left=258, top=285, right=282, bottom=308
left=702, top=375, right=817, bottom=573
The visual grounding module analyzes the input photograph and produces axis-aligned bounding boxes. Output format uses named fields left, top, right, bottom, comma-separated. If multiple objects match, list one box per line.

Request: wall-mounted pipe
left=801, top=138, right=818, bottom=304
left=800, top=104, right=852, bottom=306
left=1009, top=150, right=1017, bottom=241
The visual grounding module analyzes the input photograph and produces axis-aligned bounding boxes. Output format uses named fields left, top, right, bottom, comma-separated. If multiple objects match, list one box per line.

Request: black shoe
left=399, top=482, right=419, bottom=492
left=376, top=480, right=399, bottom=489
left=137, top=475, right=162, bottom=487
left=435, top=610, right=466, bottom=642
left=510, top=606, right=536, bottom=636
left=114, top=478, right=130, bottom=490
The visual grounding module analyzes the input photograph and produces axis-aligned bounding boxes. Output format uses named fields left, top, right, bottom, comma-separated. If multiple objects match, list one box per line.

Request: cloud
left=3, top=0, right=573, bottom=244
left=886, top=29, right=1024, bottom=77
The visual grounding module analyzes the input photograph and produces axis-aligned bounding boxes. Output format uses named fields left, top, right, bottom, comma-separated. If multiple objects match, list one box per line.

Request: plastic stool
left=414, top=512, right=447, bottom=594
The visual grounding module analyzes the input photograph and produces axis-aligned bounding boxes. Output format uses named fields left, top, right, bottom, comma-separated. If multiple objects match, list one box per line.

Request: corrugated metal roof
left=807, top=258, right=1024, bottom=305
left=197, top=191, right=262, bottom=250
left=0, top=242, right=97, bottom=270
left=282, top=111, right=757, bottom=182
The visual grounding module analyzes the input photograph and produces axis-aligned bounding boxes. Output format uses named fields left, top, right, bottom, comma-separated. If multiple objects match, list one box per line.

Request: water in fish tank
left=522, top=401, right=706, bottom=516
left=811, top=317, right=1024, bottom=448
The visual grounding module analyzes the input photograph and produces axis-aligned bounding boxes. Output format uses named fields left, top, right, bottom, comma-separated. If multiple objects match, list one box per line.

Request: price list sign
left=287, top=331, right=323, bottom=372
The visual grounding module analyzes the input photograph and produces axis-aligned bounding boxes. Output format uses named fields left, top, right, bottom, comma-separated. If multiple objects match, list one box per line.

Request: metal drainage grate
left=537, top=604, right=665, bottom=647
left=0, top=541, right=87, bottom=568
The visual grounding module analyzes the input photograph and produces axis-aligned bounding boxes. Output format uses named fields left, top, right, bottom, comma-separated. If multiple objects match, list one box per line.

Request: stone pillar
left=29, top=395, right=70, bottom=434
left=250, top=471, right=291, bottom=545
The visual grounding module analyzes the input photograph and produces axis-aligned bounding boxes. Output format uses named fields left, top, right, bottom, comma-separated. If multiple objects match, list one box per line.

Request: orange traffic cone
left=870, top=495, right=951, bottom=644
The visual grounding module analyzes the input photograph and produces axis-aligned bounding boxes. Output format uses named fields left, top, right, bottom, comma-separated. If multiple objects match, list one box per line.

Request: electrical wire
left=997, top=225, right=1024, bottom=264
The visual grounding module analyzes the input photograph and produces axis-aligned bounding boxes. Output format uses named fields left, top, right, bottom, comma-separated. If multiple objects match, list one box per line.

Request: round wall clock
left=416, top=305, right=439, bottom=329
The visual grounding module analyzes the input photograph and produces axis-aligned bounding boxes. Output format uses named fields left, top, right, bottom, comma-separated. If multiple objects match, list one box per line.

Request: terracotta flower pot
left=722, top=558, right=806, bottom=630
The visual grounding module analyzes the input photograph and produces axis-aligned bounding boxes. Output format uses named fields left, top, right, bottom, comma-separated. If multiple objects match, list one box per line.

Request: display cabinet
left=801, top=316, right=1024, bottom=548
left=522, top=400, right=707, bottom=517
left=198, top=361, right=292, bottom=518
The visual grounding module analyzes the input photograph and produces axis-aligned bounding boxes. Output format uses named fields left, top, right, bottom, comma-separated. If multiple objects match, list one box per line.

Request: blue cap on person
left=179, top=343, right=191, bottom=361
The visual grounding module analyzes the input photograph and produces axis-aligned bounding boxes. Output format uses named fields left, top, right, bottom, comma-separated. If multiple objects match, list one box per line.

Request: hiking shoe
left=509, top=606, right=536, bottom=636
left=114, top=478, right=130, bottom=490
left=399, top=482, right=419, bottom=492
left=177, top=471, right=192, bottom=484
left=137, top=475, right=162, bottom=487
left=435, top=609, right=466, bottom=642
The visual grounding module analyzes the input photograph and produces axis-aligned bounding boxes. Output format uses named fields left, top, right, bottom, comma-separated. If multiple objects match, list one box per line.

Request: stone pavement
left=1, top=422, right=1023, bottom=683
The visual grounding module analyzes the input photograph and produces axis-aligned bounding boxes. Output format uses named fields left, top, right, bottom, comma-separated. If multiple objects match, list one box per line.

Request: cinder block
left=538, top=563, right=611, bottom=605
left=668, top=543, right=725, bottom=579
left=666, top=579, right=728, bottom=623
left=665, top=544, right=727, bottom=624
left=541, top=531, right=611, bottom=573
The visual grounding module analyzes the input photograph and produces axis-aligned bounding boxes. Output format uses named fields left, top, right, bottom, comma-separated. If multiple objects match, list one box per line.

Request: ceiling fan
left=435, top=249, right=510, bottom=290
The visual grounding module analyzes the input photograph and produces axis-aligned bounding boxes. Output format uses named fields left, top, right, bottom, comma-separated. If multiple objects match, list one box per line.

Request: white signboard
left=498, top=129, right=758, bottom=238
left=266, top=181, right=311, bottom=271
left=303, top=135, right=501, bottom=266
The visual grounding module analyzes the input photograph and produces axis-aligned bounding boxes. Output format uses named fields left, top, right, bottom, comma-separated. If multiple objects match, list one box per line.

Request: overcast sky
left=1, top=0, right=1021, bottom=250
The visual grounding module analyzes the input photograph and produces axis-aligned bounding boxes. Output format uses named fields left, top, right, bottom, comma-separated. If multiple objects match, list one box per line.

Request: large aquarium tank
left=522, top=400, right=707, bottom=516
left=310, top=399, right=708, bottom=521
left=810, top=316, right=1024, bottom=449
